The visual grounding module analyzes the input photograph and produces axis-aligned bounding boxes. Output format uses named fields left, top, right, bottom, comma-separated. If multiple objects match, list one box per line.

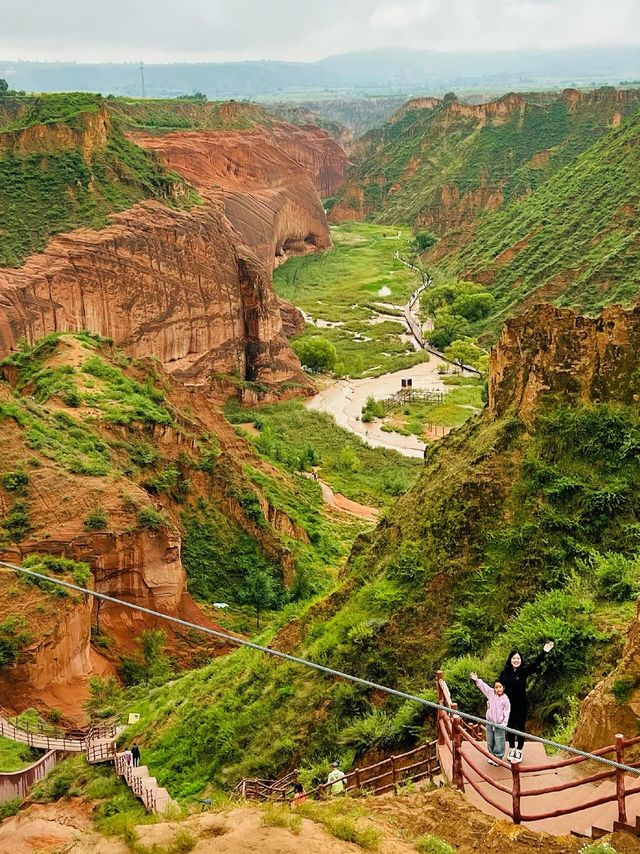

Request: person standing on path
left=327, top=762, right=347, bottom=795
left=469, top=673, right=510, bottom=765
left=498, top=641, right=554, bottom=764
left=131, top=743, right=141, bottom=767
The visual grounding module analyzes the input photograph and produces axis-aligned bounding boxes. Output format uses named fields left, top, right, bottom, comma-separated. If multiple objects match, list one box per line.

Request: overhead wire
left=1, top=558, right=638, bottom=775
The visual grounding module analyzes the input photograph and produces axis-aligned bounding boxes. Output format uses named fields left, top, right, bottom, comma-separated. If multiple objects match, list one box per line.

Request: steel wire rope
left=1, top=558, right=638, bottom=775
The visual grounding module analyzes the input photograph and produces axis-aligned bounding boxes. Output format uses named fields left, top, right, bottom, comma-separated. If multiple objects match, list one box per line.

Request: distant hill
left=447, top=106, right=640, bottom=336
left=330, top=88, right=640, bottom=230
left=1, top=46, right=640, bottom=99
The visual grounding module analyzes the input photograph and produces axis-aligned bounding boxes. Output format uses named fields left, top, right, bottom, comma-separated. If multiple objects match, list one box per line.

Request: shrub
left=0, top=616, right=32, bottom=667
left=362, top=396, right=385, bottom=422
left=415, top=835, right=455, bottom=854
left=21, top=553, right=91, bottom=591
left=611, top=679, right=636, bottom=705
left=595, top=552, right=639, bottom=601
left=0, top=798, right=22, bottom=820
left=83, top=506, right=109, bottom=531
left=136, top=506, right=167, bottom=530
left=579, top=843, right=618, bottom=854
left=338, top=447, right=361, bottom=472
left=1, top=470, right=29, bottom=493
left=1, top=500, right=30, bottom=542
left=293, top=336, right=338, bottom=373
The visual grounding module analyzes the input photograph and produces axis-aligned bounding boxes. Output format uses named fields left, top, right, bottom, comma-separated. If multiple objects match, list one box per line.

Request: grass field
left=273, top=223, right=428, bottom=378
left=225, top=398, right=421, bottom=508
left=379, top=377, right=485, bottom=438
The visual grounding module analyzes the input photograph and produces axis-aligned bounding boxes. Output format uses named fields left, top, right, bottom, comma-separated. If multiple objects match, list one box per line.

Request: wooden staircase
left=114, top=753, right=178, bottom=815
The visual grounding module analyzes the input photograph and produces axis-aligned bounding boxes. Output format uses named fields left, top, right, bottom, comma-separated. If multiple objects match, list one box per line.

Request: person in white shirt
left=326, top=761, right=347, bottom=795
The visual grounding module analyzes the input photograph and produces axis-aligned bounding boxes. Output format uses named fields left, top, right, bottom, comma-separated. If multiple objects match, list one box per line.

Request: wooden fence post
left=436, top=671, right=445, bottom=745
left=452, top=715, right=464, bottom=791
left=354, top=767, right=361, bottom=790
left=615, top=733, right=627, bottom=824
left=511, top=761, right=521, bottom=824
left=391, top=755, right=397, bottom=787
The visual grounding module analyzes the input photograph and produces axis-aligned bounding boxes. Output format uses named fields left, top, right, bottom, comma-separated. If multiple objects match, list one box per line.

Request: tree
left=409, top=231, right=438, bottom=256
left=427, top=310, right=470, bottom=350
left=238, top=566, right=278, bottom=629
left=0, top=79, right=8, bottom=93
left=293, top=336, right=337, bottom=373
left=451, top=291, right=495, bottom=322
left=443, top=338, right=489, bottom=371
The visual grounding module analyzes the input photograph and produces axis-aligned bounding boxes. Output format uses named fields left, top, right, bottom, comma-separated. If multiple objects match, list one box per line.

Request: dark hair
left=503, top=649, right=525, bottom=671
left=293, top=782, right=304, bottom=794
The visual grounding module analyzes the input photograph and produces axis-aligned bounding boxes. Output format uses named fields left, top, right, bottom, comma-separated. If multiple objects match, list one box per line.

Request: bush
left=21, top=553, right=91, bottom=593
left=293, top=336, right=338, bottom=373
left=415, top=835, right=456, bottom=854
left=83, top=505, right=109, bottom=531
left=1, top=500, right=30, bottom=542
left=579, top=844, right=618, bottom=854
left=1, top=470, right=29, bottom=493
left=595, top=552, right=639, bottom=601
left=611, top=678, right=636, bottom=705
left=326, top=818, right=379, bottom=850
left=136, top=506, right=167, bottom=530
left=362, top=396, right=385, bottom=422
left=0, top=798, right=22, bottom=821
left=0, top=616, right=32, bottom=667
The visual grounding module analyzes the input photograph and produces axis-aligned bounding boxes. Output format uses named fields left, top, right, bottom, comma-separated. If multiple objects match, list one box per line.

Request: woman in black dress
left=498, top=641, right=554, bottom=763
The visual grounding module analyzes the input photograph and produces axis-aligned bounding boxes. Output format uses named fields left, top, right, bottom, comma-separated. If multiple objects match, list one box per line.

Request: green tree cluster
left=293, top=336, right=338, bottom=373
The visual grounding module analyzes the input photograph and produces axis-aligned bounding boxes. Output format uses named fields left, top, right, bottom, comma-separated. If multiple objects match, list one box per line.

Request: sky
left=1, top=0, right=639, bottom=63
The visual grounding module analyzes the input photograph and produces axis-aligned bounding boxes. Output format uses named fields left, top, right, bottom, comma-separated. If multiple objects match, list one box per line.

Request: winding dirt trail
left=303, top=472, right=379, bottom=522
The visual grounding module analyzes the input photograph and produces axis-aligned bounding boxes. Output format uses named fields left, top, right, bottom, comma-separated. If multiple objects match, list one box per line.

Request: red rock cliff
left=0, top=198, right=310, bottom=389
left=488, top=303, right=640, bottom=424
left=130, top=125, right=344, bottom=272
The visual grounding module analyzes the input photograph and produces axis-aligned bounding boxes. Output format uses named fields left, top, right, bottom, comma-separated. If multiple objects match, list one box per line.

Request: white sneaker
left=512, top=750, right=523, bottom=764
left=507, top=748, right=516, bottom=762
left=487, top=758, right=498, bottom=766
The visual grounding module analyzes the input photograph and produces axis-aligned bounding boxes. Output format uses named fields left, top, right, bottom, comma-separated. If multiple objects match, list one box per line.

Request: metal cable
left=2, top=558, right=637, bottom=775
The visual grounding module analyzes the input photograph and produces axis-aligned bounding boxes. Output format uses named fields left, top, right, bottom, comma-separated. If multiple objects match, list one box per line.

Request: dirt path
left=307, top=360, right=449, bottom=458
left=303, top=473, right=379, bottom=522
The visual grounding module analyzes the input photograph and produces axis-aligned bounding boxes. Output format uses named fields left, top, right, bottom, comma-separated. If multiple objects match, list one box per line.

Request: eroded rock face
left=573, top=598, right=640, bottom=757
left=488, top=304, right=640, bottom=424
left=130, top=127, right=341, bottom=272
left=0, top=199, right=309, bottom=390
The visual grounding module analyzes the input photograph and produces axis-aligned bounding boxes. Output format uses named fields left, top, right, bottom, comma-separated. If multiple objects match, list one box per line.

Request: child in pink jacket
left=469, top=671, right=511, bottom=765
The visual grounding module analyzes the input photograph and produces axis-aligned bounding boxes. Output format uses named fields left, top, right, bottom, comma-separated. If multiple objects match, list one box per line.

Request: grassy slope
left=111, top=395, right=640, bottom=800
left=273, top=223, right=429, bottom=378
left=0, top=737, right=38, bottom=772
left=443, top=110, right=640, bottom=336
left=0, top=333, right=356, bottom=623
left=107, top=97, right=275, bottom=132
left=333, top=91, right=640, bottom=228
left=225, top=398, right=421, bottom=508
left=0, top=93, right=202, bottom=267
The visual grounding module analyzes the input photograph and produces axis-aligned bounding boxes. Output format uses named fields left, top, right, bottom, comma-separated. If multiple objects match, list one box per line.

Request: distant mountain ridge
left=1, top=46, right=640, bottom=99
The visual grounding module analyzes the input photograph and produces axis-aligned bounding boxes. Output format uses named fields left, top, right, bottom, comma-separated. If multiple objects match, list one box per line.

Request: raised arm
left=470, top=673, right=493, bottom=701
left=523, top=642, right=554, bottom=677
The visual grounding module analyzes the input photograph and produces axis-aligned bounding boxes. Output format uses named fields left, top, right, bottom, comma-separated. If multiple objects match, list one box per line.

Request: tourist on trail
left=469, top=672, right=510, bottom=765
left=327, top=762, right=347, bottom=795
left=131, top=743, right=141, bottom=767
left=123, top=747, right=133, bottom=767
left=498, top=641, right=555, bottom=764
left=291, top=782, right=307, bottom=807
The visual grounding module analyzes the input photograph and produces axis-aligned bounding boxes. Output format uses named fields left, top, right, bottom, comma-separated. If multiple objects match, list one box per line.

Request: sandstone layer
left=488, top=303, right=640, bottom=424
left=130, top=125, right=345, bottom=272
left=0, top=199, right=310, bottom=390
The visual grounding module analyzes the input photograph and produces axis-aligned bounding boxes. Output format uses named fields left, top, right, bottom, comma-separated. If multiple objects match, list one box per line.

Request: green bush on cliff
left=21, top=553, right=91, bottom=595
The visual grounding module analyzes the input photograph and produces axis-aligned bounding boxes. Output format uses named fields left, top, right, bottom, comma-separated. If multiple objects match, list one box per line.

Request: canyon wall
left=488, top=303, right=640, bottom=423
left=130, top=125, right=344, bottom=272
left=0, top=199, right=309, bottom=390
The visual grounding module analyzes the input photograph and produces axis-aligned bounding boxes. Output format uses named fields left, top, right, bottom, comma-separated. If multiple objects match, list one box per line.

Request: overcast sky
left=1, top=0, right=639, bottom=63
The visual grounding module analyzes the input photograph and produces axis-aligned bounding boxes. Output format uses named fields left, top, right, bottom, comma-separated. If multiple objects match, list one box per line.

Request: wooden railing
left=236, top=740, right=439, bottom=802
left=436, top=670, right=640, bottom=826
left=0, top=750, right=62, bottom=804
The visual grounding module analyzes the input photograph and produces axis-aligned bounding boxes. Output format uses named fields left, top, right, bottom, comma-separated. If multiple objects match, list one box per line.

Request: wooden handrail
left=438, top=668, right=640, bottom=826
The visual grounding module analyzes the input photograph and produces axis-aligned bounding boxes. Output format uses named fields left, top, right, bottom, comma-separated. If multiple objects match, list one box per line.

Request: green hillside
left=107, top=351, right=640, bottom=799
left=330, top=89, right=640, bottom=231
left=442, top=109, right=640, bottom=336
left=0, top=94, right=200, bottom=267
